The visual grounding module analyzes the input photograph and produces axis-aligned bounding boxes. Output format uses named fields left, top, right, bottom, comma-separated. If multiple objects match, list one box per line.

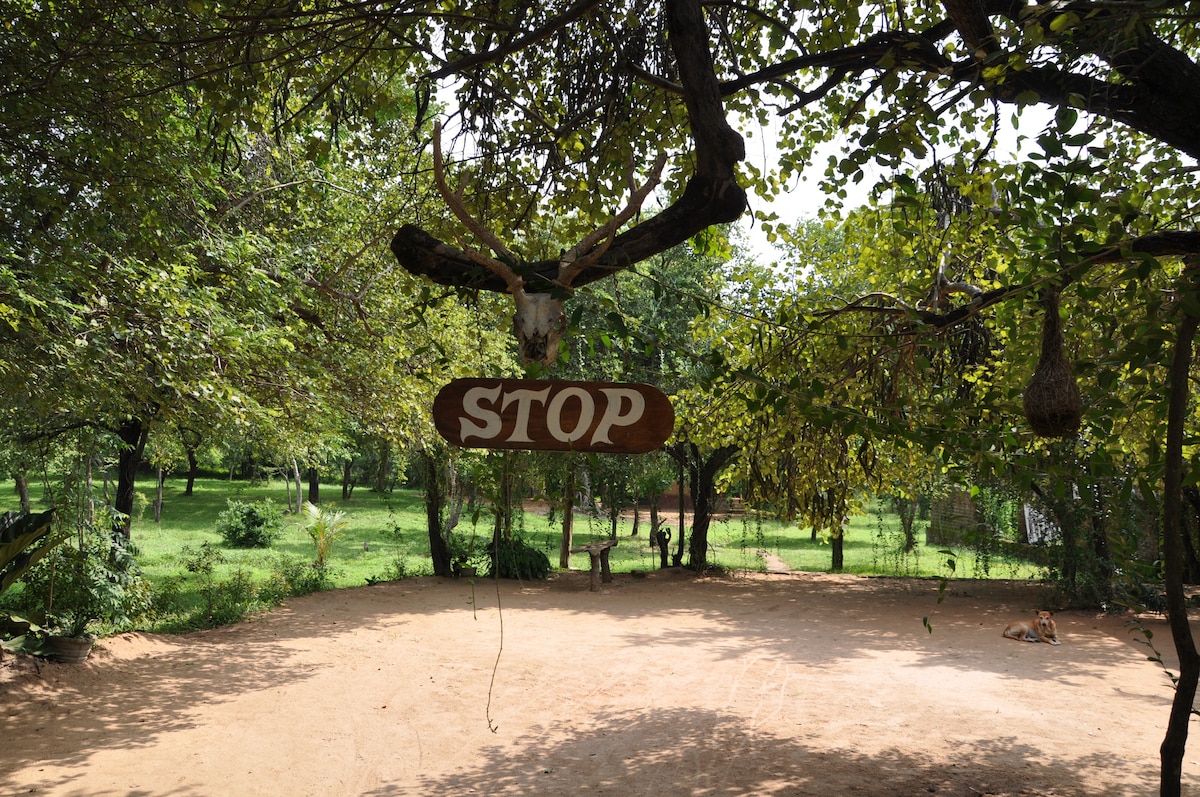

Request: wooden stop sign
left=432, top=378, right=674, bottom=453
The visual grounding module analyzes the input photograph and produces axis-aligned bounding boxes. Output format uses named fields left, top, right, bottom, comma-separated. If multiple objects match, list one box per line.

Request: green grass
left=81, top=477, right=1044, bottom=632
left=132, top=478, right=1045, bottom=583
left=132, top=477, right=437, bottom=590
left=560, top=506, right=1045, bottom=580
left=732, top=510, right=1043, bottom=579
left=124, top=477, right=562, bottom=629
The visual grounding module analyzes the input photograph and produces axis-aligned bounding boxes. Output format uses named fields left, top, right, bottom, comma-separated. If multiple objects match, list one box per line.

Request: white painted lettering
left=459, top=385, right=503, bottom=442
left=546, top=387, right=595, bottom=443
left=501, top=387, right=552, bottom=442
left=591, top=388, right=646, bottom=445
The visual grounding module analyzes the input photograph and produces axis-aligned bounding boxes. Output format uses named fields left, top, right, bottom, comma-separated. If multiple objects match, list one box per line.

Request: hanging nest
left=1022, top=288, right=1081, bottom=438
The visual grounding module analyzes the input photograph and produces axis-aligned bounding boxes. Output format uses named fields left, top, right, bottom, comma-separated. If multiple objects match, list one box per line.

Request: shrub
left=177, top=543, right=259, bottom=628
left=366, top=556, right=432, bottom=585
left=11, top=530, right=145, bottom=636
left=203, top=567, right=257, bottom=627
left=486, top=535, right=551, bottom=580
left=147, top=546, right=333, bottom=632
left=260, top=555, right=332, bottom=601
left=216, top=499, right=282, bottom=548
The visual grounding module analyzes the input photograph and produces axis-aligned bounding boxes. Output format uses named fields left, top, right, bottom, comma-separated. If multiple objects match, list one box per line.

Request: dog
left=1002, top=611, right=1061, bottom=645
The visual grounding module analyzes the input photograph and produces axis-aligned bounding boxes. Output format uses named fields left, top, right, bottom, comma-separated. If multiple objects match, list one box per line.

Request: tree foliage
left=0, top=1, right=517, bottom=545
left=5, top=0, right=1200, bottom=789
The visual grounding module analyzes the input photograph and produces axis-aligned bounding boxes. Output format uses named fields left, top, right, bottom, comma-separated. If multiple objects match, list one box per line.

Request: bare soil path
left=1, top=570, right=1195, bottom=796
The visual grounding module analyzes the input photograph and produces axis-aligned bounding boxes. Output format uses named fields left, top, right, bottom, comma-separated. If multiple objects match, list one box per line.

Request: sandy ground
left=1, top=568, right=1197, bottom=797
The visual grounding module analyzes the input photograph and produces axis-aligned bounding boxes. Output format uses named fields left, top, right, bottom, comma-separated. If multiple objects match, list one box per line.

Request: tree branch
left=426, top=0, right=603, bottom=81
left=820, top=230, right=1200, bottom=331
left=558, top=151, right=667, bottom=286
left=717, top=3, right=1200, bottom=159
left=1158, top=274, right=1200, bottom=794
left=940, top=0, right=1000, bottom=57
left=391, top=0, right=747, bottom=294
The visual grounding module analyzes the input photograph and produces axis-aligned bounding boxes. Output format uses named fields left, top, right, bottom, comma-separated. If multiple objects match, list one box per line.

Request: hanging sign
left=433, top=378, right=674, bottom=453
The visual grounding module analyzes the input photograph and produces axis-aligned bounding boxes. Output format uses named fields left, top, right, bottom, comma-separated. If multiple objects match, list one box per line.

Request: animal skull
left=429, top=124, right=664, bottom=369
left=512, top=291, right=566, bottom=366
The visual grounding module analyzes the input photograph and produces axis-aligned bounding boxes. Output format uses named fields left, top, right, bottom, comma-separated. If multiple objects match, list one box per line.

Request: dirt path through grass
left=758, top=549, right=792, bottom=573
left=1, top=571, right=1194, bottom=795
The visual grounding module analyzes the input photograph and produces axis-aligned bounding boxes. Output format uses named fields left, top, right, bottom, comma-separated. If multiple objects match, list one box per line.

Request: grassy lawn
left=566, top=507, right=1044, bottom=580
left=132, top=477, right=437, bottom=590
left=133, top=477, right=1044, bottom=589
left=46, top=476, right=1046, bottom=633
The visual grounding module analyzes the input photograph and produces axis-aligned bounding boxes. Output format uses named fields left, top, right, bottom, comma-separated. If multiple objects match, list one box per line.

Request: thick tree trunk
left=1160, top=309, right=1200, bottom=797
left=342, top=459, right=354, bottom=500
left=113, top=418, right=148, bottom=542
left=686, top=443, right=739, bottom=570
left=558, top=465, right=576, bottom=570
left=421, top=450, right=452, bottom=578
left=831, top=532, right=845, bottom=572
left=688, top=496, right=712, bottom=569
left=674, top=447, right=687, bottom=567
left=307, top=466, right=320, bottom=505
left=497, top=454, right=515, bottom=541
left=375, top=439, right=390, bottom=493
left=894, top=496, right=918, bottom=552
left=184, top=447, right=197, bottom=496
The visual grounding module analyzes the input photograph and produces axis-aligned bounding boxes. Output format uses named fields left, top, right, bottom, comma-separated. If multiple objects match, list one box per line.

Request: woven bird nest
left=1022, top=289, right=1081, bottom=438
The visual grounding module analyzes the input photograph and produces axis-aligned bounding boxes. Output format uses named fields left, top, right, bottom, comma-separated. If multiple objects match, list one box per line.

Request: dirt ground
left=1, top=568, right=1197, bottom=796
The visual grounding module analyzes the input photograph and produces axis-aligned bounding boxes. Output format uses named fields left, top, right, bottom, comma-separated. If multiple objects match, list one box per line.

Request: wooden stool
left=570, top=539, right=619, bottom=591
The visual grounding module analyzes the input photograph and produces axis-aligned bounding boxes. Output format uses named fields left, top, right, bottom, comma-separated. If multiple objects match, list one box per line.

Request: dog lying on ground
left=1002, top=611, right=1061, bottom=645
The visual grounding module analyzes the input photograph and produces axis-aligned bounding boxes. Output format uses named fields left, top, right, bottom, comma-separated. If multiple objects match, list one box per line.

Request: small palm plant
left=303, top=502, right=348, bottom=569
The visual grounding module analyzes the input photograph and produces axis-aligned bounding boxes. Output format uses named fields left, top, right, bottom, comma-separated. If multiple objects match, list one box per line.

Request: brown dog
left=1003, top=611, right=1061, bottom=645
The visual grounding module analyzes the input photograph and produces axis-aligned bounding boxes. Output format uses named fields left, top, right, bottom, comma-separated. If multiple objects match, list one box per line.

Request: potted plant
left=46, top=623, right=97, bottom=664
left=448, top=531, right=482, bottom=578
left=42, top=541, right=129, bottom=663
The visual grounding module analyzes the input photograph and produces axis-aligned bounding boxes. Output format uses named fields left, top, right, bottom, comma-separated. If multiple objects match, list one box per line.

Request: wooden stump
left=570, top=540, right=619, bottom=591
